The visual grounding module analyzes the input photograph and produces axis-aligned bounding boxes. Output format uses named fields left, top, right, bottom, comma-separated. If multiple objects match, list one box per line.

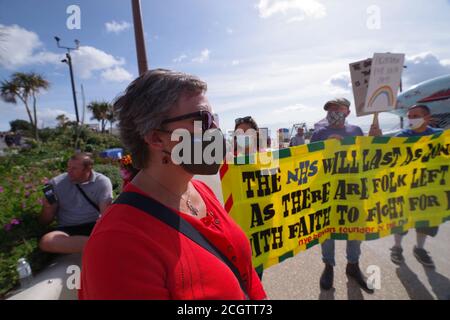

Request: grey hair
left=113, top=69, right=207, bottom=169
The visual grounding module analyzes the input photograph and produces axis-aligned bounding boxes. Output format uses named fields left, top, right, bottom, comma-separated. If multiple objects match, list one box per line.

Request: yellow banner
left=220, top=130, right=450, bottom=272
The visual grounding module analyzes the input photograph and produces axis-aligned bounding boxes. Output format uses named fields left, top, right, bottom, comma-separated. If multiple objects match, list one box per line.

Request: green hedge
left=0, top=127, right=124, bottom=298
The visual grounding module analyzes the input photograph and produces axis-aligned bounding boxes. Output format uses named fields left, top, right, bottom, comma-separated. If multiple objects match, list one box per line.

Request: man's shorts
left=396, top=226, right=439, bottom=237
left=55, top=222, right=97, bottom=236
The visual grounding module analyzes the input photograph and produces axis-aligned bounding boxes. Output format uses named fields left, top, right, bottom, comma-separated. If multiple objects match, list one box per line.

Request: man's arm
left=368, top=123, right=382, bottom=136
left=99, top=199, right=112, bottom=215
left=39, top=198, right=58, bottom=225
left=97, top=175, right=114, bottom=216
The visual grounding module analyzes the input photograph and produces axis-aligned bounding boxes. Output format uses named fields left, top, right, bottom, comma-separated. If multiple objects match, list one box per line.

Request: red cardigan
left=79, top=180, right=266, bottom=300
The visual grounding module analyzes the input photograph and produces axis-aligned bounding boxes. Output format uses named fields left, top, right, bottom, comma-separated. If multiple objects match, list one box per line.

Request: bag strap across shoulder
left=76, top=184, right=100, bottom=212
left=114, top=191, right=249, bottom=299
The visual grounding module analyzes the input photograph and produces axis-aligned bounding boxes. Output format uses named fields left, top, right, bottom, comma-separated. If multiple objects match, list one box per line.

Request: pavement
left=262, top=221, right=450, bottom=300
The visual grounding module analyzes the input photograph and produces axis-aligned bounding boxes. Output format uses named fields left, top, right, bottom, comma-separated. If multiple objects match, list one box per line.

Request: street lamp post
left=55, top=36, right=80, bottom=125
left=131, top=0, right=148, bottom=75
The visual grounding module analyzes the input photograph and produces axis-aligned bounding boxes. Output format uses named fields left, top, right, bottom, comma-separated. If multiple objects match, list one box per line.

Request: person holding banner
left=390, top=104, right=443, bottom=267
left=311, top=97, right=381, bottom=293
left=234, top=116, right=261, bottom=156
left=80, top=69, right=266, bottom=300
left=233, top=116, right=266, bottom=280
left=289, top=127, right=306, bottom=147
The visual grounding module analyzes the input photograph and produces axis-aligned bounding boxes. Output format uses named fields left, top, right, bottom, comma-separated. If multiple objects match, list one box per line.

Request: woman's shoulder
left=93, top=188, right=179, bottom=243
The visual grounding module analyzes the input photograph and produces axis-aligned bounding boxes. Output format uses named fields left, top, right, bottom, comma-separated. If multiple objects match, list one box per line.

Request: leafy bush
left=0, top=164, right=59, bottom=297
left=10, top=119, right=33, bottom=133
left=94, top=164, right=122, bottom=196
left=0, top=126, right=124, bottom=298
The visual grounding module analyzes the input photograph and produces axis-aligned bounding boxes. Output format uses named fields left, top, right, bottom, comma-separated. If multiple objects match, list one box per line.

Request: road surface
left=262, top=222, right=450, bottom=300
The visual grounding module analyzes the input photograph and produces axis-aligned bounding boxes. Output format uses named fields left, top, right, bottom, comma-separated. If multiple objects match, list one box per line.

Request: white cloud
left=273, top=103, right=312, bottom=114
left=326, top=72, right=351, bottom=92
left=256, top=0, right=326, bottom=20
left=105, top=21, right=131, bottom=34
left=192, top=49, right=210, bottom=63
left=0, top=24, right=132, bottom=82
left=71, top=45, right=127, bottom=79
left=173, top=54, right=188, bottom=63
left=232, top=60, right=240, bottom=66
left=100, top=66, right=133, bottom=82
left=287, top=16, right=305, bottom=23
left=226, top=28, right=234, bottom=34
left=37, top=108, right=76, bottom=128
left=403, top=52, right=450, bottom=87
left=0, top=24, right=62, bottom=69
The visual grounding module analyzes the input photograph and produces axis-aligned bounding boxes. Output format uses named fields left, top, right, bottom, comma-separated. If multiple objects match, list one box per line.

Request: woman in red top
left=79, top=69, right=266, bottom=300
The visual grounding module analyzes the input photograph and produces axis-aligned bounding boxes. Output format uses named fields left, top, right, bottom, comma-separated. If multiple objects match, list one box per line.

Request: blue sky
left=1, top=0, right=450, bottom=135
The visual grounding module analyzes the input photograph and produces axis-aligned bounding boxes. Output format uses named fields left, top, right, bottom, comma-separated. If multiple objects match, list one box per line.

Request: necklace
left=147, top=175, right=200, bottom=216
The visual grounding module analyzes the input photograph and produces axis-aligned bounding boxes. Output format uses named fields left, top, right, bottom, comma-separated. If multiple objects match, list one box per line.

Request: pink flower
left=25, top=184, right=33, bottom=190
left=24, top=191, right=30, bottom=198
left=21, top=202, right=26, bottom=210
left=0, top=186, right=3, bottom=193
left=10, top=218, right=20, bottom=225
left=4, top=224, right=12, bottom=232
left=41, top=178, right=49, bottom=184
left=19, top=176, right=24, bottom=181
left=37, top=199, right=43, bottom=205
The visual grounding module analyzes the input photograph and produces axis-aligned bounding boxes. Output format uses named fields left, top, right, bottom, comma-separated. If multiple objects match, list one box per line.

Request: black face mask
left=163, top=129, right=226, bottom=175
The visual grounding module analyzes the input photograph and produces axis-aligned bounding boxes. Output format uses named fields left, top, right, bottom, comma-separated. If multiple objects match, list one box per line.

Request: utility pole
left=81, top=84, right=86, bottom=125
left=55, top=37, right=80, bottom=125
left=131, top=0, right=149, bottom=75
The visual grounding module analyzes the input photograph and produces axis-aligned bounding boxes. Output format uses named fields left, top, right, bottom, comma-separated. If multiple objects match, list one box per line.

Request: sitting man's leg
left=39, top=231, right=88, bottom=254
left=39, top=222, right=95, bottom=254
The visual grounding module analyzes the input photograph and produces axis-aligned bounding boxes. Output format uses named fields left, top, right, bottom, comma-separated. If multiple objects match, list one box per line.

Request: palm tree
left=87, top=101, right=110, bottom=133
left=105, top=104, right=117, bottom=134
left=56, top=114, right=70, bottom=128
left=0, top=72, right=50, bottom=140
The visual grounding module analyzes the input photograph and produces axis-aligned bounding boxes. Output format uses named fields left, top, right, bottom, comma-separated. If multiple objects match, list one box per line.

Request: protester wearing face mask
left=80, top=69, right=266, bottom=300
left=289, top=127, right=306, bottom=147
left=310, top=98, right=382, bottom=293
left=232, top=116, right=267, bottom=280
left=233, top=116, right=260, bottom=157
left=390, top=104, right=443, bottom=268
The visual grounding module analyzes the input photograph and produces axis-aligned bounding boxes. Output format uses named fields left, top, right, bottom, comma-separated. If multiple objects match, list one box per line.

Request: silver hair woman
left=79, top=69, right=266, bottom=300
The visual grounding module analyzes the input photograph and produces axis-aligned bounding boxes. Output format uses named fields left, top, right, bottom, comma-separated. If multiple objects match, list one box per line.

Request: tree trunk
left=32, top=93, right=39, bottom=141
left=18, top=94, right=35, bottom=128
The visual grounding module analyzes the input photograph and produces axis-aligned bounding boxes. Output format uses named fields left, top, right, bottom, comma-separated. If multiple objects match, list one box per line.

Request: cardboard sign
left=350, top=53, right=405, bottom=116
left=349, top=58, right=372, bottom=116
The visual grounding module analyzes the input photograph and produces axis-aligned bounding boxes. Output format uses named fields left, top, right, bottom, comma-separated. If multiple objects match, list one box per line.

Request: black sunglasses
left=161, top=110, right=217, bottom=131
left=235, top=116, right=253, bottom=124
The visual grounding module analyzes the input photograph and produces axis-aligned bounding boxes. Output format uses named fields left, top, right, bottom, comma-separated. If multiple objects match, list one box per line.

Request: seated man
left=39, top=152, right=113, bottom=254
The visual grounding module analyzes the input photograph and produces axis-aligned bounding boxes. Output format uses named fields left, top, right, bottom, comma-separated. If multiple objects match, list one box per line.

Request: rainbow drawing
left=367, top=85, right=395, bottom=108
